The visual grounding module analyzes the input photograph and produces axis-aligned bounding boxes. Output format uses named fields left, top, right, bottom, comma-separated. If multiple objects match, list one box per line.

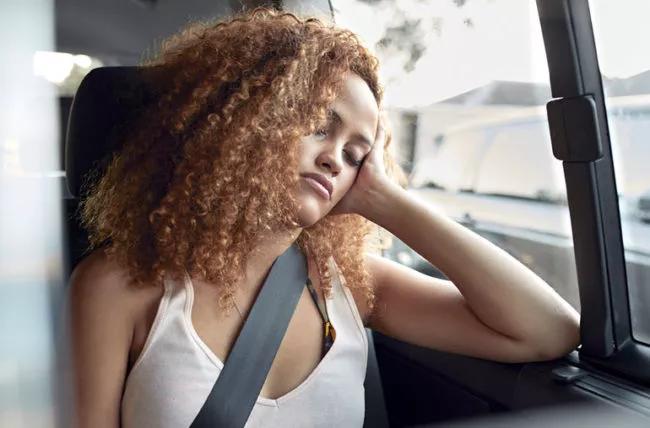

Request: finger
left=375, top=126, right=386, bottom=147
left=378, top=110, right=389, bottom=129
left=367, top=112, right=388, bottom=164
left=370, top=131, right=386, bottom=168
left=375, top=118, right=386, bottom=142
left=373, top=125, right=387, bottom=158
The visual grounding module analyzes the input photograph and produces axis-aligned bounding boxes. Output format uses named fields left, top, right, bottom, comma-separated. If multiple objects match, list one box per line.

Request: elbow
left=536, top=341, right=578, bottom=362
left=533, top=314, right=581, bottom=361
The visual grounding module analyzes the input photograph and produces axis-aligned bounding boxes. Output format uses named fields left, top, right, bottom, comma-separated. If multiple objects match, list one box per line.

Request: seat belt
left=190, top=242, right=308, bottom=428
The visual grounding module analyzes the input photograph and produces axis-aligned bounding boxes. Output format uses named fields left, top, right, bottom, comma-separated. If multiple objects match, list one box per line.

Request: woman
left=68, top=6, right=580, bottom=428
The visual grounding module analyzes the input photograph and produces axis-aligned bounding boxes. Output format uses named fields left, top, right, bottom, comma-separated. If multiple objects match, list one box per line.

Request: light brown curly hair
left=80, top=6, right=408, bottom=317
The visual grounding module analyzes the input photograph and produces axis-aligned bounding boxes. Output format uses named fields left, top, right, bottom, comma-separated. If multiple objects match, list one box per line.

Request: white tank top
left=120, top=256, right=369, bottom=427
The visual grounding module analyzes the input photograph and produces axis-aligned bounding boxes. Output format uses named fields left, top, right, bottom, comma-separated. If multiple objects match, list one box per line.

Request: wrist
left=360, top=180, right=404, bottom=224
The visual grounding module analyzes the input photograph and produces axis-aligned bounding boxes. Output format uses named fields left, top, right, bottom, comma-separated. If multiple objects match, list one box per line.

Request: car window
left=1, top=2, right=63, bottom=425
left=474, top=118, right=567, bottom=203
left=590, top=0, right=650, bottom=344
left=410, top=129, right=490, bottom=192
left=334, top=0, right=580, bottom=312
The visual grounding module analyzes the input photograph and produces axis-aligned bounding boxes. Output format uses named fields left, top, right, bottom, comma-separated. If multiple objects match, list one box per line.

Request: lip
left=301, top=173, right=333, bottom=200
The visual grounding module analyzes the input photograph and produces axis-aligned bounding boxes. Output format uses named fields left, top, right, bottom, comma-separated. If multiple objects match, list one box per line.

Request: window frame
left=537, top=0, right=650, bottom=385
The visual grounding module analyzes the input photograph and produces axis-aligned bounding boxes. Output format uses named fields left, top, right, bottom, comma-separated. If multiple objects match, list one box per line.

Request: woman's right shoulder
left=70, top=248, right=132, bottom=302
left=68, top=248, right=159, bottom=316
left=67, top=248, right=157, bottom=426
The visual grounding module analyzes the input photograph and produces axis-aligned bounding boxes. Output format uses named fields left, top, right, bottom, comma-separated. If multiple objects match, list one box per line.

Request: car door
left=335, top=0, right=650, bottom=426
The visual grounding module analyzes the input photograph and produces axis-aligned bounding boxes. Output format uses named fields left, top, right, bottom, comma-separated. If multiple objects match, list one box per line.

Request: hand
left=329, top=112, right=393, bottom=217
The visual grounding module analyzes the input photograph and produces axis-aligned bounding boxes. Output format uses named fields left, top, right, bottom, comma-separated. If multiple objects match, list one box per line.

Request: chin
left=295, top=196, right=328, bottom=227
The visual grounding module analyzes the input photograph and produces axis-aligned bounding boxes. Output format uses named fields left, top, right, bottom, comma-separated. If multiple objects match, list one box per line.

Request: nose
left=316, top=143, right=343, bottom=176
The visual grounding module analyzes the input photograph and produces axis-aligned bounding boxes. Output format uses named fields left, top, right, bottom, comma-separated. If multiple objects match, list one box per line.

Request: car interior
left=3, top=0, right=650, bottom=427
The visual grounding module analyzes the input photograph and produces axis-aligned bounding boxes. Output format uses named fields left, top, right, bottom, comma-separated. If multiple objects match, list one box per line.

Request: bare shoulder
left=68, top=248, right=166, bottom=348
left=67, top=248, right=155, bottom=426
left=332, top=252, right=387, bottom=328
left=69, top=248, right=162, bottom=311
left=69, top=248, right=138, bottom=312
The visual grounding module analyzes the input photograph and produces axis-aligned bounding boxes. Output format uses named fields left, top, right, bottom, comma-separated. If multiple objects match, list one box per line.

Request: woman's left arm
left=333, top=116, right=580, bottom=363
left=360, top=181, right=580, bottom=363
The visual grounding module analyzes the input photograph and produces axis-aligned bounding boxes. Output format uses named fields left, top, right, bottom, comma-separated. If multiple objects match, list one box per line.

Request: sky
left=333, top=0, right=650, bottom=109
left=589, top=0, right=650, bottom=78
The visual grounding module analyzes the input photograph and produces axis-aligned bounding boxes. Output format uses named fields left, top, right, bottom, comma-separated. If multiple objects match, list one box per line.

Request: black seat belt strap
left=190, top=242, right=307, bottom=428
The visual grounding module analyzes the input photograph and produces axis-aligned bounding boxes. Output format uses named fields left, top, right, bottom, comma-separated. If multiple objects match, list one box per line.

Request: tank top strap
left=327, top=256, right=369, bottom=366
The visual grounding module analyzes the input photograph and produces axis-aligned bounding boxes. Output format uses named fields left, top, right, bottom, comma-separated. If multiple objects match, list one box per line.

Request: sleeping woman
left=67, top=6, right=580, bottom=428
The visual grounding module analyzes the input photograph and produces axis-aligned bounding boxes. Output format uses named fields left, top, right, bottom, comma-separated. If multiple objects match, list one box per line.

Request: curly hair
left=80, top=6, right=408, bottom=318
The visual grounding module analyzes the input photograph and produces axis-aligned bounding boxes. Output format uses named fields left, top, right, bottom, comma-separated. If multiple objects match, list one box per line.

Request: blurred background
left=1, top=0, right=649, bottom=426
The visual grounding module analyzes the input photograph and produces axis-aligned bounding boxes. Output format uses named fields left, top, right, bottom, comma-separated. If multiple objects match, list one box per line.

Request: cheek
left=334, top=172, right=358, bottom=201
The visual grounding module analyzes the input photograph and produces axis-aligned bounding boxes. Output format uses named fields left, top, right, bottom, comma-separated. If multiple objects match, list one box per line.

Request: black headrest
left=65, top=66, right=159, bottom=198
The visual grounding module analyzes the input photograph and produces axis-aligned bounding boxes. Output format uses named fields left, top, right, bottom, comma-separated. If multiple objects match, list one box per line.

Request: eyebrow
left=328, top=109, right=373, bottom=148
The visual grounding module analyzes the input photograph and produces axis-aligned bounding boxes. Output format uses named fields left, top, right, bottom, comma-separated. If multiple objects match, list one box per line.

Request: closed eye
left=313, top=126, right=364, bottom=167
left=314, top=128, right=328, bottom=138
left=345, top=151, right=363, bottom=167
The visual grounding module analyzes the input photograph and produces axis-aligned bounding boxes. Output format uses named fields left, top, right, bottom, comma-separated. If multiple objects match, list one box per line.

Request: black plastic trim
left=374, top=333, right=650, bottom=425
left=547, top=95, right=602, bottom=162
left=536, top=0, right=649, bottom=384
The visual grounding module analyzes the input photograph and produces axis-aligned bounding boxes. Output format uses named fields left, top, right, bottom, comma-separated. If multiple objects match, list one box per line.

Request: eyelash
left=314, top=128, right=363, bottom=167
left=348, top=154, right=363, bottom=167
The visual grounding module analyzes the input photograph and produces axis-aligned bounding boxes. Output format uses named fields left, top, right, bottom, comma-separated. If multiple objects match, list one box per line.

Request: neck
left=243, top=225, right=306, bottom=290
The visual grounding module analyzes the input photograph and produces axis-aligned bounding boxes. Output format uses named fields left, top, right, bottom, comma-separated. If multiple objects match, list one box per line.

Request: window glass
left=410, top=129, right=489, bottom=191
left=589, top=0, right=650, bottom=344
left=475, top=118, right=567, bottom=204
left=334, top=0, right=579, bottom=312
left=1, top=0, right=62, bottom=425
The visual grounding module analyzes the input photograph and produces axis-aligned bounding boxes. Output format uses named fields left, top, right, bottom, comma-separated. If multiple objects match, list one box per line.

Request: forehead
left=330, top=72, right=379, bottom=137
